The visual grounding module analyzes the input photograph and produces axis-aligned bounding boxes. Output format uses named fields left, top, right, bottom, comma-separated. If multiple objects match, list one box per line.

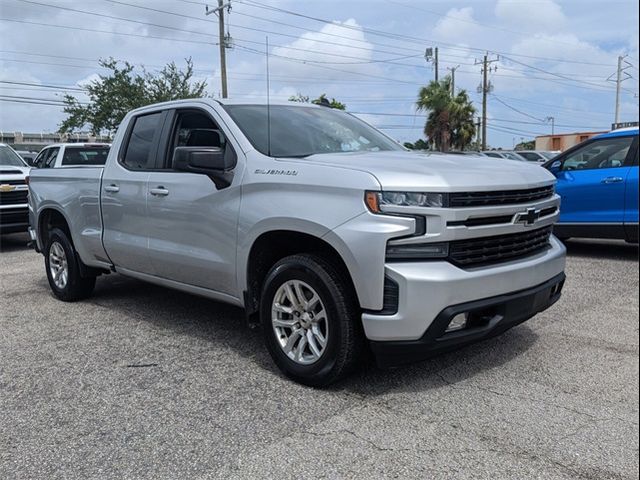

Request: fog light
left=445, top=313, right=468, bottom=333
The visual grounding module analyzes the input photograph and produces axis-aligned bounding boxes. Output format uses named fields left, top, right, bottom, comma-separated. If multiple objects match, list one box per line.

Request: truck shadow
left=0, top=232, right=31, bottom=253
left=78, top=272, right=538, bottom=394
left=563, top=238, right=638, bottom=261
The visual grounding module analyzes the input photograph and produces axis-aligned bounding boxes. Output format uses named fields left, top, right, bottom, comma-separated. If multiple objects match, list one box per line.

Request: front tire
left=44, top=228, right=96, bottom=302
left=260, top=254, right=364, bottom=387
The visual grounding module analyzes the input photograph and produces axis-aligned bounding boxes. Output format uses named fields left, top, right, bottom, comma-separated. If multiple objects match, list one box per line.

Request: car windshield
left=519, top=152, right=543, bottom=162
left=223, top=104, right=403, bottom=157
left=540, top=151, right=557, bottom=160
left=503, top=152, right=524, bottom=161
left=0, top=145, right=27, bottom=167
left=61, top=146, right=110, bottom=166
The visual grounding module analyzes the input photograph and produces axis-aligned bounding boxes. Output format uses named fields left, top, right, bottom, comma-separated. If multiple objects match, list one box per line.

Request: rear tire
left=44, top=228, right=96, bottom=302
left=260, top=254, right=364, bottom=387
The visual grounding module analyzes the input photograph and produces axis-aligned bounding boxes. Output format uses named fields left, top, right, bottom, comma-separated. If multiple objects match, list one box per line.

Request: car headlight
left=365, top=191, right=447, bottom=213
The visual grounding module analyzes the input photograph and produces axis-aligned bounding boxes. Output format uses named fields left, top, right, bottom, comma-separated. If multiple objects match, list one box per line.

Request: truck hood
left=0, top=165, right=30, bottom=177
left=300, top=151, right=555, bottom=191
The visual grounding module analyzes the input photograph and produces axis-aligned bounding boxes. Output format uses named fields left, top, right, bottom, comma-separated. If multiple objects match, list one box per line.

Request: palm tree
left=416, top=76, right=476, bottom=152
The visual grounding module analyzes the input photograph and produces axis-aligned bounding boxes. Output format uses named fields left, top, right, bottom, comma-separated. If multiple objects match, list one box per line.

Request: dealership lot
left=1, top=233, right=638, bottom=479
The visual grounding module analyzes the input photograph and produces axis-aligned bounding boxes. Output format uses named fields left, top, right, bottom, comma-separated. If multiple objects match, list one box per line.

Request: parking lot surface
left=1, top=233, right=638, bottom=479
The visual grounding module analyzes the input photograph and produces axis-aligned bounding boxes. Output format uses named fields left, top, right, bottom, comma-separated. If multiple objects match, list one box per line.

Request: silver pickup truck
left=28, top=99, right=566, bottom=385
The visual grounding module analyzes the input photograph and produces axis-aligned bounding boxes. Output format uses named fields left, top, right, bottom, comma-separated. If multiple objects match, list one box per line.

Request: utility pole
left=614, top=55, right=623, bottom=125
left=608, top=54, right=632, bottom=126
left=447, top=65, right=460, bottom=96
left=546, top=116, right=555, bottom=135
left=424, top=47, right=439, bottom=82
left=475, top=54, right=499, bottom=150
left=206, top=1, right=231, bottom=98
left=434, top=47, right=439, bottom=82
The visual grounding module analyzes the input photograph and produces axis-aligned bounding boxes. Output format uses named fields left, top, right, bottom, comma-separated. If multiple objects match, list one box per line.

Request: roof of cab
left=595, top=127, right=639, bottom=139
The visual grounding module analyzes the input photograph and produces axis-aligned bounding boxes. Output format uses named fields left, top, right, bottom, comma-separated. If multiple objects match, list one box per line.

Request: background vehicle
left=545, top=127, right=638, bottom=242
left=517, top=150, right=549, bottom=163
left=0, top=143, right=30, bottom=234
left=28, top=99, right=566, bottom=385
left=16, top=150, right=38, bottom=166
left=539, top=151, right=560, bottom=161
left=31, top=143, right=110, bottom=169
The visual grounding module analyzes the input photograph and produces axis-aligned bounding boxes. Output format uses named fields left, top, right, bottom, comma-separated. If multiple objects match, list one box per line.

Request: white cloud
left=495, top=0, right=566, bottom=33
left=432, top=7, right=482, bottom=42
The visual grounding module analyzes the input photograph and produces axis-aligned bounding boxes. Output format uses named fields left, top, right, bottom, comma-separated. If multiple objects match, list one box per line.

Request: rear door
left=101, top=110, right=167, bottom=273
left=554, top=135, right=635, bottom=223
left=145, top=107, right=243, bottom=296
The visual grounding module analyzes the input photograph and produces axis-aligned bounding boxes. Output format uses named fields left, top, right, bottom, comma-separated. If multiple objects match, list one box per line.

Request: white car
left=32, top=143, right=110, bottom=169
left=0, top=143, right=30, bottom=234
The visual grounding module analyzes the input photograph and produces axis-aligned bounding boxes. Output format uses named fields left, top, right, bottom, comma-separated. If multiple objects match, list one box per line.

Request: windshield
left=223, top=104, right=403, bottom=157
left=0, top=145, right=27, bottom=167
left=540, top=151, right=558, bottom=160
left=503, top=152, right=524, bottom=161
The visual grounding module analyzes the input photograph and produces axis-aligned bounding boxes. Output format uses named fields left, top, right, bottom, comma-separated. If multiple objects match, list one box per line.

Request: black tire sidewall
left=260, top=256, right=350, bottom=384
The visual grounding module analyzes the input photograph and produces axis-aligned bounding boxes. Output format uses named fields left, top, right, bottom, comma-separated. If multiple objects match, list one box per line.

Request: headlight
left=386, top=242, right=449, bottom=260
left=365, top=191, right=447, bottom=213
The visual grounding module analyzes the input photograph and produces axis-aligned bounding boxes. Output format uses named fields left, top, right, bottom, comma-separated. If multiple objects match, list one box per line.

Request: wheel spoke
left=293, top=281, right=308, bottom=309
left=273, top=303, right=294, bottom=315
left=307, top=293, right=320, bottom=310
left=312, top=324, right=327, bottom=347
left=307, top=330, right=322, bottom=358
left=284, top=283, right=300, bottom=310
left=283, top=328, right=302, bottom=354
left=295, top=334, right=308, bottom=361
left=272, top=317, right=297, bottom=328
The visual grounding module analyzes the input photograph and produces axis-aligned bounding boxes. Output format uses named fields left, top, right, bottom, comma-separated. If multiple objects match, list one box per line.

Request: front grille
left=0, top=190, right=29, bottom=206
left=449, top=226, right=553, bottom=268
left=0, top=209, right=29, bottom=226
left=449, top=186, right=554, bottom=207
left=0, top=179, right=26, bottom=185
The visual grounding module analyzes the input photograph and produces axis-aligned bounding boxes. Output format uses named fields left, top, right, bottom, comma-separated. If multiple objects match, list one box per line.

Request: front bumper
left=370, top=272, right=565, bottom=367
left=362, top=235, right=566, bottom=343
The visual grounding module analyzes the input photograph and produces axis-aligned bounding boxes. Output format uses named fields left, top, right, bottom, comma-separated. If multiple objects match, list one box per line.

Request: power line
left=0, top=17, right=218, bottom=46
left=233, top=0, right=618, bottom=67
left=14, top=0, right=214, bottom=38
left=490, top=95, right=546, bottom=122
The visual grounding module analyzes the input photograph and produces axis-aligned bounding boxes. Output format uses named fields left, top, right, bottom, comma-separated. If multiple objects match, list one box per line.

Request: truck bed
left=28, top=167, right=109, bottom=267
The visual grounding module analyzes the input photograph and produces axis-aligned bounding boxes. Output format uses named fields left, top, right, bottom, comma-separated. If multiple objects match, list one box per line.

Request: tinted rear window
left=61, top=147, right=110, bottom=166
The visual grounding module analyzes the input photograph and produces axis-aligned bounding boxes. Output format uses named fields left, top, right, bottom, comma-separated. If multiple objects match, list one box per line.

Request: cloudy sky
left=0, top=0, right=638, bottom=148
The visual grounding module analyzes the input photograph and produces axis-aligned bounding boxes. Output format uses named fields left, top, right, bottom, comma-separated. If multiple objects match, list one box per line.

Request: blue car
left=545, top=127, right=638, bottom=243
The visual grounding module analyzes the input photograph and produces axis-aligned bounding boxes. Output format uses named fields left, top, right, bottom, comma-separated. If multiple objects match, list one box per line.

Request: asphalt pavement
left=1, top=232, right=638, bottom=479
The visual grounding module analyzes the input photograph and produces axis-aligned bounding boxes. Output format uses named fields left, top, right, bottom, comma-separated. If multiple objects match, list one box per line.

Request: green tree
left=60, top=57, right=207, bottom=135
left=416, top=76, right=476, bottom=152
left=288, top=92, right=346, bottom=110
left=403, top=139, right=430, bottom=150
left=516, top=140, right=535, bottom=150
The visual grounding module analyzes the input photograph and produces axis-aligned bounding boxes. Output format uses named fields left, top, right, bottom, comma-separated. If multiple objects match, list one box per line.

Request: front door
left=145, top=108, right=243, bottom=297
left=554, top=135, right=635, bottom=223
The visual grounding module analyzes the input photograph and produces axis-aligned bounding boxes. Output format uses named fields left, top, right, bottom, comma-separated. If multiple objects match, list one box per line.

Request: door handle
left=150, top=187, right=169, bottom=196
left=601, top=177, right=624, bottom=184
left=104, top=184, right=120, bottom=193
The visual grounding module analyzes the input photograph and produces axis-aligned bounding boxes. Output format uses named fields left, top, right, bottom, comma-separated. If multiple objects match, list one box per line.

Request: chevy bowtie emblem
left=0, top=184, right=16, bottom=192
left=515, top=208, right=541, bottom=226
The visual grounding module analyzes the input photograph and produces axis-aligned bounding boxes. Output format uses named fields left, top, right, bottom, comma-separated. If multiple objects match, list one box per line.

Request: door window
left=42, top=148, right=59, bottom=168
left=561, top=136, right=634, bottom=171
left=121, top=112, right=163, bottom=170
left=167, top=110, right=232, bottom=169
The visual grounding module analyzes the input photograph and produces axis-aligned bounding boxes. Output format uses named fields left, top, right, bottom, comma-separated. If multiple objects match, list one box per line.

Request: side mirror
left=173, top=146, right=235, bottom=188
left=548, top=160, right=562, bottom=174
